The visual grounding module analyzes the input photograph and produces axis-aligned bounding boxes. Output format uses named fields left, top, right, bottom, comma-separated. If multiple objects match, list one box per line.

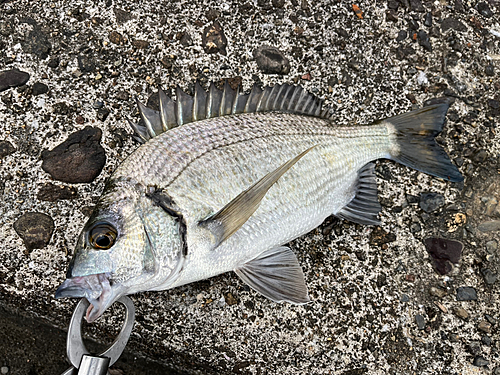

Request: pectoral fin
left=199, top=146, right=316, bottom=246
left=234, top=246, right=310, bottom=304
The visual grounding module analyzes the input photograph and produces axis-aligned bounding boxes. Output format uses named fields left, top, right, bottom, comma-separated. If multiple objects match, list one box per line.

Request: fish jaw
left=55, top=273, right=126, bottom=323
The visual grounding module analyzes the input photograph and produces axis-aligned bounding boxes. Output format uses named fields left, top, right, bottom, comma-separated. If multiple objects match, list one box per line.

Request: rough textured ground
left=0, top=0, right=499, bottom=374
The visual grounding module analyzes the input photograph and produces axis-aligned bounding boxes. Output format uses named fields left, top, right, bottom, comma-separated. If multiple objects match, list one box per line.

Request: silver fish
left=55, top=82, right=463, bottom=322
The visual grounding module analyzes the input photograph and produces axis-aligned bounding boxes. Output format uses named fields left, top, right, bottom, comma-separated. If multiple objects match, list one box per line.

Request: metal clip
left=61, top=296, right=135, bottom=375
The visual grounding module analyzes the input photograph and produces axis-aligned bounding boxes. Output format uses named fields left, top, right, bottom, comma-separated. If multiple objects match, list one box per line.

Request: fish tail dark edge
left=385, top=100, right=464, bottom=182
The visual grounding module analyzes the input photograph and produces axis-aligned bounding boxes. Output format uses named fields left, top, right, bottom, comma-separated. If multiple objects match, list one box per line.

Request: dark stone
left=22, top=27, right=51, bottom=59
left=473, top=356, right=489, bottom=367
left=424, top=238, right=463, bottom=275
left=206, top=9, right=220, bottom=21
left=396, top=30, right=407, bottom=42
left=481, top=335, right=492, bottom=346
left=32, top=82, right=49, bottom=96
left=476, top=2, right=493, bottom=17
left=456, top=287, right=477, bottom=301
left=253, top=45, right=290, bottom=75
left=41, top=126, right=106, bottom=183
left=424, top=12, right=432, bottom=27
left=355, top=251, right=366, bottom=261
left=417, top=30, right=432, bottom=52
left=388, top=0, right=399, bottom=10
left=53, top=102, right=70, bottom=115
left=78, top=55, right=96, bottom=73
left=480, top=268, right=497, bottom=285
left=13, top=212, right=54, bottom=251
left=132, top=39, right=149, bottom=49
left=0, top=69, right=30, bottom=92
left=441, top=18, right=467, bottom=32
left=386, top=10, right=398, bottom=22
left=114, top=8, right=133, bottom=24
left=467, top=341, right=481, bottom=355
left=408, top=19, right=419, bottom=30
left=454, top=0, right=464, bottom=12
left=488, top=99, right=499, bottom=109
left=37, top=183, right=78, bottom=201
left=272, top=0, right=285, bottom=7
left=109, top=31, right=125, bottom=45
left=202, top=21, right=227, bottom=55
left=409, top=0, right=424, bottom=12
left=419, top=192, right=445, bottom=212
left=48, top=57, right=60, bottom=68
left=400, top=294, right=410, bottom=302
left=0, top=140, right=15, bottom=158
left=97, top=107, right=110, bottom=121
left=179, top=33, right=193, bottom=47
left=485, top=65, right=495, bottom=76
left=376, top=273, right=387, bottom=288
left=394, top=45, right=415, bottom=60
left=415, top=314, right=425, bottom=329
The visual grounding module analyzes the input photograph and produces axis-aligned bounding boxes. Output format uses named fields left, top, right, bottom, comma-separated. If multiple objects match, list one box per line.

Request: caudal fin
left=386, top=102, right=463, bottom=182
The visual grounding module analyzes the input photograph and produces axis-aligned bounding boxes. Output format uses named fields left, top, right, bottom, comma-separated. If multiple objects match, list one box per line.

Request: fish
left=55, top=82, right=463, bottom=322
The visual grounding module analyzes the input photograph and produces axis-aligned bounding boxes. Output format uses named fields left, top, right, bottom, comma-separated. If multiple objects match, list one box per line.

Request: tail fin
left=386, top=102, right=463, bottom=182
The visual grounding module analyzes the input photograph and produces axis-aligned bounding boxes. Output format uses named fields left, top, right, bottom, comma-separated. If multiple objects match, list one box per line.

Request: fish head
left=56, top=181, right=184, bottom=322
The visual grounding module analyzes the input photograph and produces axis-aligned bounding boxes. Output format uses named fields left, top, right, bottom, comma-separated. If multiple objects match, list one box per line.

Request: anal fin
left=337, top=163, right=381, bottom=226
left=235, top=246, right=310, bottom=304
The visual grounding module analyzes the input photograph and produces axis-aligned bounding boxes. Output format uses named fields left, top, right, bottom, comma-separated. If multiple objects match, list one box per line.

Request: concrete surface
left=0, top=0, right=499, bottom=374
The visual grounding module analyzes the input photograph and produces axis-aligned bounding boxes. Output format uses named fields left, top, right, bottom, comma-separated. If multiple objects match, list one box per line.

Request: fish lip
left=55, top=273, right=125, bottom=323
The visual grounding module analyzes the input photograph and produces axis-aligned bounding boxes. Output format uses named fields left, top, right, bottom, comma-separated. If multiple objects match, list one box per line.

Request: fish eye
left=89, top=222, right=117, bottom=250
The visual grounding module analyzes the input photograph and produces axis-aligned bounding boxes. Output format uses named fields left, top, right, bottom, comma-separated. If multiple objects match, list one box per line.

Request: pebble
left=480, top=268, right=497, bottom=285
left=410, top=0, right=425, bottom=12
left=473, top=356, right=489, bottom=368
left=481, top=335, right=492, bottom=346
left=0, top=366, right=8, bottom=374
left=78, top=55, right=96, bottom=73
left=386, top=10, right=398, bottom=22
left=478, top=220, right=500, bottom=232
left=476, top=2, right=493, bottom=17
left=32, top=82, right=49, bottom=95
left=400, top=294, right=410, bottom=302
left=429, top=286, right=447, bottom=298
left=22, top=22, right=51, bottom=59
left=388, top=0, right=399, bottom=10
left=37, top=183, right=78, bottom=201
left=41, top=126, right=106, bottom=183
left=396, top=30, right=407, bottom=42
left=424, top=238, right=462, bottom=275
left=0, top=69, right=30, bottom=92
left=114, top=7, right=133, bottom=24
left=485, top=65, right=495, bottom=76
left=417, top=30, right=432, bottom=52
left=456, top=287, right=477, bottom=301
left=478, top=320, right=492, bottom=334
left=419, top=192, right=445, bottom=212
left=423, top=12, right=432, bottom=27
left=48, top=57, right=60, bottom=68
left=224, top=293, right=238, bottom=306
left=202, top=21, right=227, bottom=55
left=253, top=45, right=290, bottom=75
left=415, top=314, right=425, bottom=330
left=441, top=18, right=467, bottom=32
left=13, top=212, right=54, bottom=251
left=455, top=307, right=468, bottom=319
left=109, top=31, right=126, bottom=45
left=132, top=39, right=149, bottom=49
left=0, top=140, right=16, bottom=158
left=97, top=107, right=110, bottom=122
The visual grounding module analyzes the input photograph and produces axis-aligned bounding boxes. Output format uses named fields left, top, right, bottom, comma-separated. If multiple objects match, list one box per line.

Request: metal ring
left=66, top=296, right=135, bottom=368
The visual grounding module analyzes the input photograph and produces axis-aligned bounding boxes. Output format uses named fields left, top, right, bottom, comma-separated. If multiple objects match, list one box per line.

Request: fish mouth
left=55, top=273, right=124, bottom=323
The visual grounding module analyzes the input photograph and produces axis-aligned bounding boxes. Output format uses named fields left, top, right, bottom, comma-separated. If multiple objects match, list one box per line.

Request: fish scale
left=55, top=83, right=463, bottom=322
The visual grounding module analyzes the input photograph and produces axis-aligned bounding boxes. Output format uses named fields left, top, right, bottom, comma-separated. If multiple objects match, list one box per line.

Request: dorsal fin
left=130, top=81, right=329, bottom=143
left=337, top=163, right=381, bottom=226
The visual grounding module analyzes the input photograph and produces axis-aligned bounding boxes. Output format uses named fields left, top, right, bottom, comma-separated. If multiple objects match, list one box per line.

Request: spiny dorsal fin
left=130, top=81, right=328, bottom=143
left=336, top=163, right=381, bottom=226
